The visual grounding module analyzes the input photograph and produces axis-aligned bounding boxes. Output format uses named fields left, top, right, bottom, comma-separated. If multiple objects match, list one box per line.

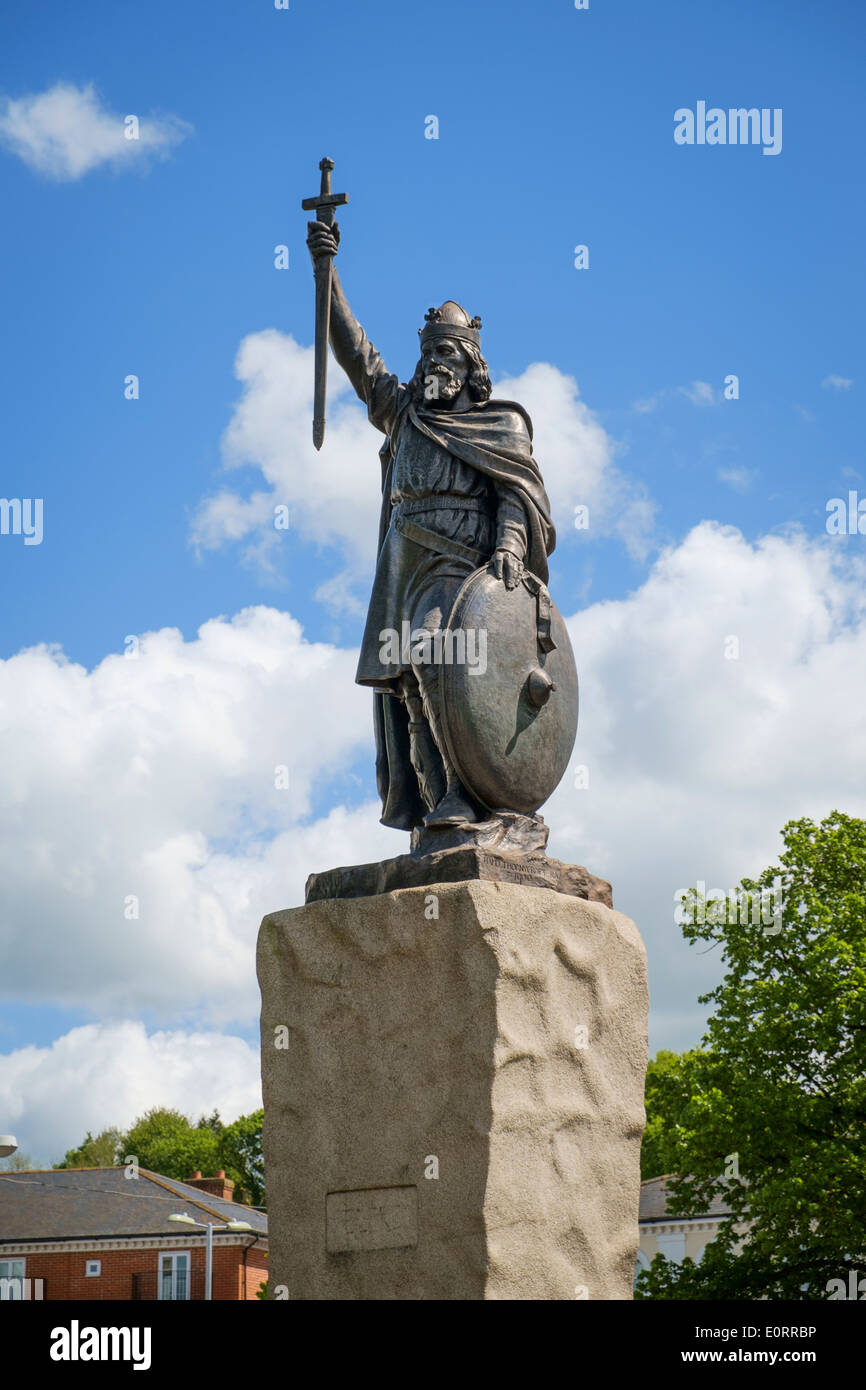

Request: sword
left=302, top=157, right=349, bottom=451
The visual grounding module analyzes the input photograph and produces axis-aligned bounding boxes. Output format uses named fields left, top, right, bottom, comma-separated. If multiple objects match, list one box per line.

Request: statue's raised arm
left=306, top=216, right=404, bottom=439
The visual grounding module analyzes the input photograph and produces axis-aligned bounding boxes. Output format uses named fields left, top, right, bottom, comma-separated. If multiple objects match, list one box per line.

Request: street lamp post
left=167, top=1213, right=252, bottom=1300
left=0, top=1136, right=18, bottom=1159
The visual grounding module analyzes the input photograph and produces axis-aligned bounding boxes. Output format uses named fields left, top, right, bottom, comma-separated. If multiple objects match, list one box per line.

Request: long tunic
left=328, top=298, right=556, bottom=828
left=330, top=322, right=532, bottom=690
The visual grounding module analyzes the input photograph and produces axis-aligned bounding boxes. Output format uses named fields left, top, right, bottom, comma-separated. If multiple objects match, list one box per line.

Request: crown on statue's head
left=419, top=301, right=482, bottom=349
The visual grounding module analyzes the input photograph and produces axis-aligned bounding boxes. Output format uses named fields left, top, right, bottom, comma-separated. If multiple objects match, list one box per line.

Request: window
left=85, top=1260, right=101, bottom=1277
left=0, top=1259, right=25, bottom=1300
left=657, top=1232, right=686, bottom=1264
left=158, top=1251, right=190, bottom=1301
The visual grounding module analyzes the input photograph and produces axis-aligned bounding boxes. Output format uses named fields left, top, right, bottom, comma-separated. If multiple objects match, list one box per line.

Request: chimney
left=185, top=1169, right=235, bottom=1201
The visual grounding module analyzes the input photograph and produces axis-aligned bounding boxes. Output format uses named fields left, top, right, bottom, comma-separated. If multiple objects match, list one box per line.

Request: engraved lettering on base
left=326, top=1185, right=419, bottom=1253
left=476, top=853, right=557, bottom=888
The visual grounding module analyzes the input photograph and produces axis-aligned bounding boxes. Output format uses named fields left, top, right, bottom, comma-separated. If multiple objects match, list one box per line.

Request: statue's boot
left=424, top=775, right=480, bottom=828
left=416, top=664, right=481, bottom=828
left=402, top=680, right=446, bottom=814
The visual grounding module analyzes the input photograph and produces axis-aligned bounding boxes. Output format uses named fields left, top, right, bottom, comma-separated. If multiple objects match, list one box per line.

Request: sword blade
left=312, top=254, right=333, bottom=450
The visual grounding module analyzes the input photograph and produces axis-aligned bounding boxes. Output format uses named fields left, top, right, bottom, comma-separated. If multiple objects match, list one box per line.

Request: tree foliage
left=641, top=1049, right=707, bottom=1181
left=0, top=1150, right=38, bottom=1171
left=637, top=812, right=866, bottom=1300
left=219, top=1109, right=265, bottom=1208
left=120, top=1108, right=221, bottom=1182
left=55, top=1107, right=266, bottom=1207
left=57, top=1128, right=122, bottom=1169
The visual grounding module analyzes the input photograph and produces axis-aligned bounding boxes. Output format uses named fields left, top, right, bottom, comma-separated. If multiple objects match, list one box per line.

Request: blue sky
left=1, top=0, right=865, bottom=1162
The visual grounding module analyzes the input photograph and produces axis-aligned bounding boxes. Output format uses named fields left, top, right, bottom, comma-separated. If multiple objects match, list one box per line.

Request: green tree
left=0, top=1151, right=37, bottom=1171
left=218, top=1109, right=265, bottom=1208
left=56, top=1107, right=265, bottom=1204
left=56, top=1128, right=122, bottom=1169
left=197, top=1109, right=223, bottom=1137
left=641, top=1049, right=708, bottom=1180
left=636, top=811, right=866, bottom=1300
left=119, top=1108, right=220, bottom=1182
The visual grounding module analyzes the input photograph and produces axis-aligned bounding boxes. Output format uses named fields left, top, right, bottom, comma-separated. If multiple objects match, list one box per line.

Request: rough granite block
left=258, top=880, right=648, bottom=1300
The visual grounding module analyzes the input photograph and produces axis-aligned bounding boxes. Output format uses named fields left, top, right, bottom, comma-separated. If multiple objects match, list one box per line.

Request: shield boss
left=440, top=568, right=578, bottom=815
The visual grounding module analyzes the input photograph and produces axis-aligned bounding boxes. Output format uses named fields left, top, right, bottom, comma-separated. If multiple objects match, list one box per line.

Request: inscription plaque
left=326, top=1185, right=419, bottom=1253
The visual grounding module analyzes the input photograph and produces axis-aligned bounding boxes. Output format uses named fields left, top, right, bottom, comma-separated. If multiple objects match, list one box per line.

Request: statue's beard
left=414, top=365, right=465, bottom=406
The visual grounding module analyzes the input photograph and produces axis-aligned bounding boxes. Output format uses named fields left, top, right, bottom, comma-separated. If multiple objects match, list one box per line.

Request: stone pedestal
left=258, top=880, right=647, bottom=1300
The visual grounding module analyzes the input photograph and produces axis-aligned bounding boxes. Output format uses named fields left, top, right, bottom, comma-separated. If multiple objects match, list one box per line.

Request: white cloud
left=493, top=362, right=656, bottom=560
left=821, top=375, right=853, bottom=392
left=633, top=381, right=716, bottom=412
left=544, top=522, right=866, bottom=1050
left=191, top=330, right=383, bottom=606
left=0, top=1022, right=261, bottom=1165
left=4, top=527, right=866, bottom=1103
left=679, top=380, right=715, bottom=406
left=0, top=607, right=397, bottom=1022
left=717, top=466, right=755, bottom=493
left=193, top=332, right=655, bottom=583
left=0, top=82, right=190, bottom=181
left=632, top=393, right=662, bottom=414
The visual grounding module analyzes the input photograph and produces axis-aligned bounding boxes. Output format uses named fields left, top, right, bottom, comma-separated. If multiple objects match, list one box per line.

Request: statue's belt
left=390, top=498, right=556, bottom=655
left=391, top=496, right=487, bottom=566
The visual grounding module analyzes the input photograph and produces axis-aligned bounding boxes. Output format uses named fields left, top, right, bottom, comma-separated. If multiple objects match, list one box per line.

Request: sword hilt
left=301, top=155, right=349, bottom=229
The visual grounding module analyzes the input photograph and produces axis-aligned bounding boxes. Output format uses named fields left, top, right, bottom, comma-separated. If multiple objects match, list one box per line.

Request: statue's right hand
left=306, top=220, right=340, bottom=259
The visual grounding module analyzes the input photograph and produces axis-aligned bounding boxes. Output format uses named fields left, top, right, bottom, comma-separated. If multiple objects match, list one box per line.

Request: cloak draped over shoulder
left=372, top=393, right=556, bottom=829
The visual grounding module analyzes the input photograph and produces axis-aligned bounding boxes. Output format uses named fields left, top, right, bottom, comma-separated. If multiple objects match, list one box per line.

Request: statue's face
left=420, top=336, right=469, bottom=406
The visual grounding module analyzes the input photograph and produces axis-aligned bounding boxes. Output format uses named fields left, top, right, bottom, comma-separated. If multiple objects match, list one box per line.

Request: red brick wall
left=9, top=1242, right=267, bottom=1301
left=239, top=1245, right=269, bottom=1301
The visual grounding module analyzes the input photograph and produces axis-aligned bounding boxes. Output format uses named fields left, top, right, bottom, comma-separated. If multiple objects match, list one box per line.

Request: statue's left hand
left=489, top=547, right=523, bottom=590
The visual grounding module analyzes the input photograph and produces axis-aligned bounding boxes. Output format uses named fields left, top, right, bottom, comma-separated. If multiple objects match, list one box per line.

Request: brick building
left=0, top=1167, right=268, bottom=1300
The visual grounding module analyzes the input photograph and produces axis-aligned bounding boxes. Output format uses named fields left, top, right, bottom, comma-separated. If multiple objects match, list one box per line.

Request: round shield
left=439, top=568, right=578, bottom=815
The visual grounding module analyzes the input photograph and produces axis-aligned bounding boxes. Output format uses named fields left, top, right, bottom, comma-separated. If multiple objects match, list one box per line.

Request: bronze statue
left=304, top=160, right=577, bottom=850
